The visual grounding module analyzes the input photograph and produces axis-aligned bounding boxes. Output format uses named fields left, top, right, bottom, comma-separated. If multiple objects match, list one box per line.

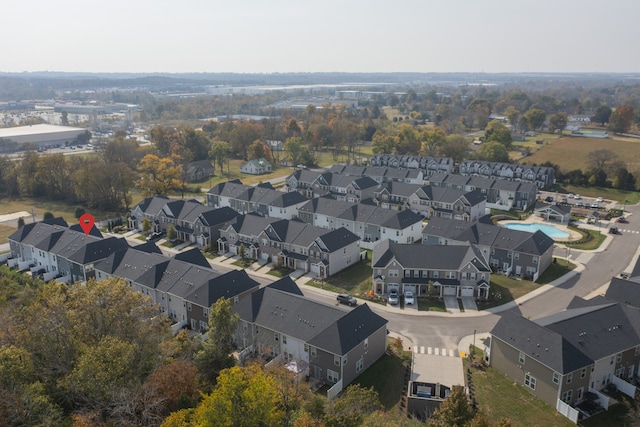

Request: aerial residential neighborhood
left=2, top=28, right=640, bottom=424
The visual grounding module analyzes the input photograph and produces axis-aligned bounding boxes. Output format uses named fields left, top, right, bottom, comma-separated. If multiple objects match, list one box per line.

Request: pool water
left=502, top=222, right=570, bottom=239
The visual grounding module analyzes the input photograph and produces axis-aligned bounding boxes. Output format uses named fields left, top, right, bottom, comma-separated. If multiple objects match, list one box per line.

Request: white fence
left=556, top=399, right=579, bottom=424
left=43, top=271, right=58, bottom=281
left=327, top=379, right=343, bottom=400
left=612, top=375, right=636, bottom=398
left=588, top=388, right=609, bottom=410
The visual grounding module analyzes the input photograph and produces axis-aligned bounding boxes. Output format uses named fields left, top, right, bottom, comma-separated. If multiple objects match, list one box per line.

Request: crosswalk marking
left=414, top=346, right=458, bottom=357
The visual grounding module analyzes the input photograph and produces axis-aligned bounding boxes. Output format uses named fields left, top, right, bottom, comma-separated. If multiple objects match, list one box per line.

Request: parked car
left=609, top=226, right=618, bottom=234
left=591, top=203, right=600, bottom=209
left=545, top=196, right=554, bottom=202
left=617, top=216, right=628, bottom=223
left=568, top=193, right=575, bottom=198
left=596, top=197, right=604, bottom=203
left=388, top=290, right=399, bottom=305
left=574, top=194, right=582, bottom=200
left=146, top=231, right=163, bottom=241
left=404, top=291, right=415, bottom=305
left=576, top=201, right=585, bottom=207
left=336, top=294, right=357, bottom=306
left=561, top=198, right=568, bottom=203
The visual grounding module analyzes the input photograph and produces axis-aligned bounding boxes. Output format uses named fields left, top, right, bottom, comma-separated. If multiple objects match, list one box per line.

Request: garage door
left=443, top=286, right=457, bottom=296
left=310, top=264, right=320, bottom=274
left=461, top=287, right=475, bottom=297
left=403, top=285, right=416, bottom=295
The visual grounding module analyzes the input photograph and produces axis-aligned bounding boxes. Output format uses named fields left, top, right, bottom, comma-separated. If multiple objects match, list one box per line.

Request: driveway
left=443, top=297, right=460, bottom=314
left=460, top=297, right=478, bottom=311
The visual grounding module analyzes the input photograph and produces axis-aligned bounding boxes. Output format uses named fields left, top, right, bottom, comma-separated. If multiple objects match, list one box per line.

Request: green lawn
left=565, top=229, right=608, bottom=251
left=0, top=224, right=16, bottom=245
left=536, top=261, right=577, bottom=284
left=308, top=254, right=372, bottom=298
left=417, top=297, right=446, bottom=312
left=478, top=275, right=542, bottom=310
left=267, top=266, right=294, bottom=278
left=232, top=258, right=254, bottom=268
left=352, top=350, right=411, bottom=411
left=467, top=359, right=575, bottom=427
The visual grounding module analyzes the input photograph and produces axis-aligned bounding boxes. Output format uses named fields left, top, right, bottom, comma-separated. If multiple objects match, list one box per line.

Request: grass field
left=523, top=135, right=640, bottom=176
left=467, top=359, right=575, bottom=427
left=0, top=225, right=16, bottom=245
left=353, top=348, right=411, bottom=411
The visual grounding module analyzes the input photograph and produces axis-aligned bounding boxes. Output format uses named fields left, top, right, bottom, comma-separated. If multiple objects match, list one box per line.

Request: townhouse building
left=458, top=160, right=555, bottom=189
left=422, top=216, right=555, bottom=280
left=371, top=240, right=491, bottom=299
left=368, top=154, right=454, bottom=177
left=490, top=300, right=640, bottom=422
left=296, top=197, right=424, bottom=249
left=428, top=174, right=537, bottom=211
left=233, top=277, right=388, bottom=396
left=207, top=180, right=308, bottom=219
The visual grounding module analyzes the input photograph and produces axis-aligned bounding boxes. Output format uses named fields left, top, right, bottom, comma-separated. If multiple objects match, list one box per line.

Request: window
left=327, top=369, right=339, bottom=383
left=566, top=373, right=572, bottom=384
left=388, top=270, right=399, bottom=278
left=203, top=308, right=209, bottom=318
left=519, top=352, right=525, bottom=364
left=616, top=353, right=622, bottom=363
left=275, top=333, right=279, bottom=342
left=514, top=252, right=519, bottom=260
left=282, top=335, right=287, bottom=344
left=524, top=373, right=536, bottom=390
left=187, top=302, right=192, bottom=311
left=356, top=357, right=364, bottom=373
left=334, top=355, right=341, bottom=366
left=304, top=344, right=309, bottom=353
left=562, top=390, right=573, bottom=403
left=553, top=372, right=560, bottom=385
left=577, top=387, right=583, bottom=401
left=610, top=356, right=615, bottom=365
left=310, top=347, right=317, bottom=357
left=616, top=367, right=625, bottom=377
left=581, top=368, right=587, bottom=378
left=364, top=338, right=369, bottom=350
left=533, top=257, right=538, bottom=264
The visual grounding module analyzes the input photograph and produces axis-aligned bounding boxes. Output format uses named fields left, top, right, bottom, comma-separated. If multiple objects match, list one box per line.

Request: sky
left=3, top=0, right=639, bottom=74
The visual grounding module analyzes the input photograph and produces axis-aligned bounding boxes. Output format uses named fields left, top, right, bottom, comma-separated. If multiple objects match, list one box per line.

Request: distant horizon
left=3, top=1, right=638, bottom=75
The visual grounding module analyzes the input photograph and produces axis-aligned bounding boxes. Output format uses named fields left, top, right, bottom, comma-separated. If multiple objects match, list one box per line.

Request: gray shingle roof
left=491, top=311, right=593, bottom=374
left=373, top=241, right=490, bottom=272
left=234, top=285, right=387, bottom=356
left=535, top=303, right=640, bottom=362
left=423, top=216, right=554, bottom=255
left=185, top=269, right=259, bottom=308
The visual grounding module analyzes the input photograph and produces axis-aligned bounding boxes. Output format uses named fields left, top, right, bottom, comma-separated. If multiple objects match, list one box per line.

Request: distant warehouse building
left=0, top=124, right=88, bottom=151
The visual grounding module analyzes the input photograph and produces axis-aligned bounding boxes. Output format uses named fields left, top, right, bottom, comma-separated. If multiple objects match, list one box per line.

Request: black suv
left=336, top=294, right=357, bottom=306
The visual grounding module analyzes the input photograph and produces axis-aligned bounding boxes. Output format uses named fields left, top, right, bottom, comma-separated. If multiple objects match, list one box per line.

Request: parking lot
left=537, top=190, right=613, bottom=211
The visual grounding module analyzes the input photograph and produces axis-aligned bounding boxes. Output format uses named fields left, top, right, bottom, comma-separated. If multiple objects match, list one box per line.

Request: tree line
left=0, top=267, right=513, bottom=426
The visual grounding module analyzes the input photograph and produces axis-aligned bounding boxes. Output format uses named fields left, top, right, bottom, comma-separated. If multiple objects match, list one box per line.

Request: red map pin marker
left=79, top=213, right=95, bottom=236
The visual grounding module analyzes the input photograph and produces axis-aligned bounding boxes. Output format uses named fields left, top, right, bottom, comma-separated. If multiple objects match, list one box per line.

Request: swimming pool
left=502, top=222, right=570, bottom=239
